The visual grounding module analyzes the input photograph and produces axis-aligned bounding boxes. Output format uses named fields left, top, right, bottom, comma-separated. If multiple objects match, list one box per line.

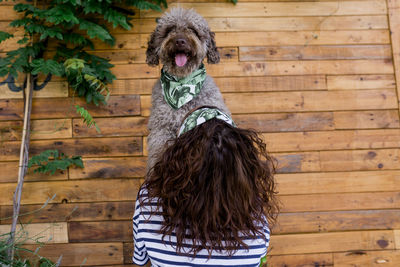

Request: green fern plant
left=0, top=0, right=167, bottom=127
left=28, top=149, right=84, bottom=175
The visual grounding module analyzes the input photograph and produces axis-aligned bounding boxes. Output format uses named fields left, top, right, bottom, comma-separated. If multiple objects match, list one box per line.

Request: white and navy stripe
left=133, top=191, right=270, bottom=267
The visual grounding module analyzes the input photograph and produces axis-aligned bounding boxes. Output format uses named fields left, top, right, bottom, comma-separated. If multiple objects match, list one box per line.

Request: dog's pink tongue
left=175, top=53, right=187, bottom=67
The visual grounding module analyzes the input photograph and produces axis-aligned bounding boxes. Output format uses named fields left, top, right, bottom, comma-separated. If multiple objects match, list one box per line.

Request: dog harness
left=160, top=64, right=206, bottom=109
left=178, top=106, right=236, bottom=136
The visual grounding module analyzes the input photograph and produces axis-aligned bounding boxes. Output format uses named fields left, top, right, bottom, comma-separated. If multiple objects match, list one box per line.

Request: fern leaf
left=75, top=105, right=101, bottom=133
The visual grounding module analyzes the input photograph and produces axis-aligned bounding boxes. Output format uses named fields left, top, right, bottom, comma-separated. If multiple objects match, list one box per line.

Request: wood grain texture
left=0, top=161, right=67, bottom=183
left=0, top=179, right=141, bottom=205
left=68, top=221, right=132, bottom=242
left=0, top=82, right=68, bottom=99
left=141, top=1, right=387, bottom=17
left=280, top=191, right=400, bottom=212
left=234, top=112, right=334, bottom=132
left=206, top=60, right=394, bottom=77
left=240, top=45, right=391, bottom=61
left=0, top=222, right=68, bottom=244
left=327, top=74, right=396, bottom=90
left=0, top=95, right=140, bottom=121
left=263, top=129, right=400, bottom=152
left=215, top=30, right=390, bottom=46
left=333, top=110, right=400, bottom=129
left=267, top=253, right=333, bottom=267
left=0, top=119, right=72, bottom=141
left=208, top=16, right=388, bottom=32
left=73, top=117, right=148, bottom=137
left=333, top=249, right=400, bottom=266
left=388, top=0, right=400, bottom=106
left=0, top=201, right=135, bottom=224
left=269, top=230, right=395, bottom=255
left=275, top=148, right=400, bottom=173
left=22, top=243, right=124, bottom=266
left=276, top=170, right=400, bottom=195
left=224, top=89, right=397, bottom=114
left=69, top=157, right=146, bottom=179
left=0, top=137, right=143, bottom=161
left=275, top=210, right=400, bottom=234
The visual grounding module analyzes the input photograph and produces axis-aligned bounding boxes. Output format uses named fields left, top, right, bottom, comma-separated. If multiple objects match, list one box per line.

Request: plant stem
left=7, top=72, right=33, bottom=261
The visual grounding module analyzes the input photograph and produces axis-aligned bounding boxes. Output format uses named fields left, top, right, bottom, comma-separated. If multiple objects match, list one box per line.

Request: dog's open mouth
left=175, top=53, right=188, bottom=67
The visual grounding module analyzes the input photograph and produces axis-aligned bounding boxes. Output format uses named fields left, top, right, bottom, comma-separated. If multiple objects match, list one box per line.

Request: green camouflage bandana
left=160, top=64, right=206, bottom=109
left=178, top=107, right=236, bottom=136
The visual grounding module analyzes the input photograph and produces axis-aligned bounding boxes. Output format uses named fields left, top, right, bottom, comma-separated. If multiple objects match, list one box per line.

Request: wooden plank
left=263, top=129, right=400, bottom=152
left=205, top=60, right=394, bottom=77
left=240, top=45, right=391, bottom=61
left=73, top=117, right=148, bottom=137
left=113, top=64, right=159, bottom=79
left=0, top=201, right=135, bottom=224
left=123, top=242, right=134, bottom=264
left=327, top=74, right=396, bottom=89
left=276, top=170, right=400, bottom=195
left=215, top=75, right=327, bottom=92
left=334, top=249, right=400, bottom=266
left=0, top=137, right=143, bottom=161
left=141, top=95, right=151, bottom=117
left=0, top=82, right=68, bottom=99
left=110, top=79, right=156, bottom=95
left=208, top=16, right=388, bottom=32
left=0, top=95, right=140, bottom=121
left=141, top=1, right=387, bottom=17
left=233, top=112, right=334, bottom=132
left=68, top=221, right=132, bottom=242
left=280, top=191, right=400, bottom=212
left=0, top=222, right=68, bottom=244
left=215, top=30, right=390, bottom=47
left=0, top=6, right=20, bottom=21
left=267, top=253, right=333, bottom=267
left=224, top=89, right=398, bottom=114
left=0, top=161, right=67, bottom=183
left=0, top=119, right=72, bottom=141
left=388, top=0, right=400, bottom=109
left=395, top=230, right=400, bottom=249
left=275, top=148, right=400, bottom=173
left=228, top=30, right=391, bottom=47
left=90, top=33, right=144, bottom=50
left=334, top=110, right=400, bottom=129
left=319, top=148, right=400, bottom=172
left=93, top=47, right=237, bottom=64
left=69, top=157, right=146, bottom=179
left=275, top=210, right=400, bottom=234
left=269, top=230, right=395, bottom=255
left=143, top=136, right=148, bottom=156
left=0, top=178, right=141, bottom=205
left=274, top=152, right=321, bottom=173
left=22, top=243, right=124, bottom=266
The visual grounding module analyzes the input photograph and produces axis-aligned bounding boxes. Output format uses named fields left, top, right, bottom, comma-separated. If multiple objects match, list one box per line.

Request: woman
left=133, top=107, right=278, bottom=266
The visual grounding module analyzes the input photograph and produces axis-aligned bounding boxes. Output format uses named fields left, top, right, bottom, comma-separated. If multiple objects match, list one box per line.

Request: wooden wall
left=1, top=0, right=400, bottom=266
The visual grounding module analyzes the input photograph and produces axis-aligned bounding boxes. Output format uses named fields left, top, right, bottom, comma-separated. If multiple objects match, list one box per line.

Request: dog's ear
left=146, top=31, right=160, bottom=66
left=207, top=31, right=220, bottom=64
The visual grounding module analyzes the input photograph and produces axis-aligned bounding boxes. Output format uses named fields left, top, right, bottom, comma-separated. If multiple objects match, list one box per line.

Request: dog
left=145, top=8, right=229, bottom=171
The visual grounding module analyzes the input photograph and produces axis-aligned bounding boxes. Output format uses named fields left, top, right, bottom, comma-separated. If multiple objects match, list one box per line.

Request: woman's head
left=141, top=118, right=278, bottom=256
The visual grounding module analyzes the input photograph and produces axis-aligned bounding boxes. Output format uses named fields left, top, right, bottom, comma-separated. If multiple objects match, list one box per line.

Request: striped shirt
left=133, top=191, right=270, bottom=267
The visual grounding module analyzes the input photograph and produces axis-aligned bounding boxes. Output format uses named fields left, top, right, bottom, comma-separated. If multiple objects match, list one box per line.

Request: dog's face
left=146, top=8, right=220, bottom=78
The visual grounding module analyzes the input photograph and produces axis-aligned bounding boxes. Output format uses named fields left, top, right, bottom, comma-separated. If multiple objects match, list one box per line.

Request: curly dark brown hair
left=140, top=119, right=279, bottom=257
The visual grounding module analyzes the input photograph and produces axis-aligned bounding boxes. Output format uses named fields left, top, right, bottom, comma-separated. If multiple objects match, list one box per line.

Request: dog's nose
left=176, top=38, right=187, bottom=47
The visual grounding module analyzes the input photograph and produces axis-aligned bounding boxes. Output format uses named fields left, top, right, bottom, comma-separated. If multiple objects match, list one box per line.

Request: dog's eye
left=189, top=27, right=200, bottom=38
left=164, top=26, right=174, bottom=36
